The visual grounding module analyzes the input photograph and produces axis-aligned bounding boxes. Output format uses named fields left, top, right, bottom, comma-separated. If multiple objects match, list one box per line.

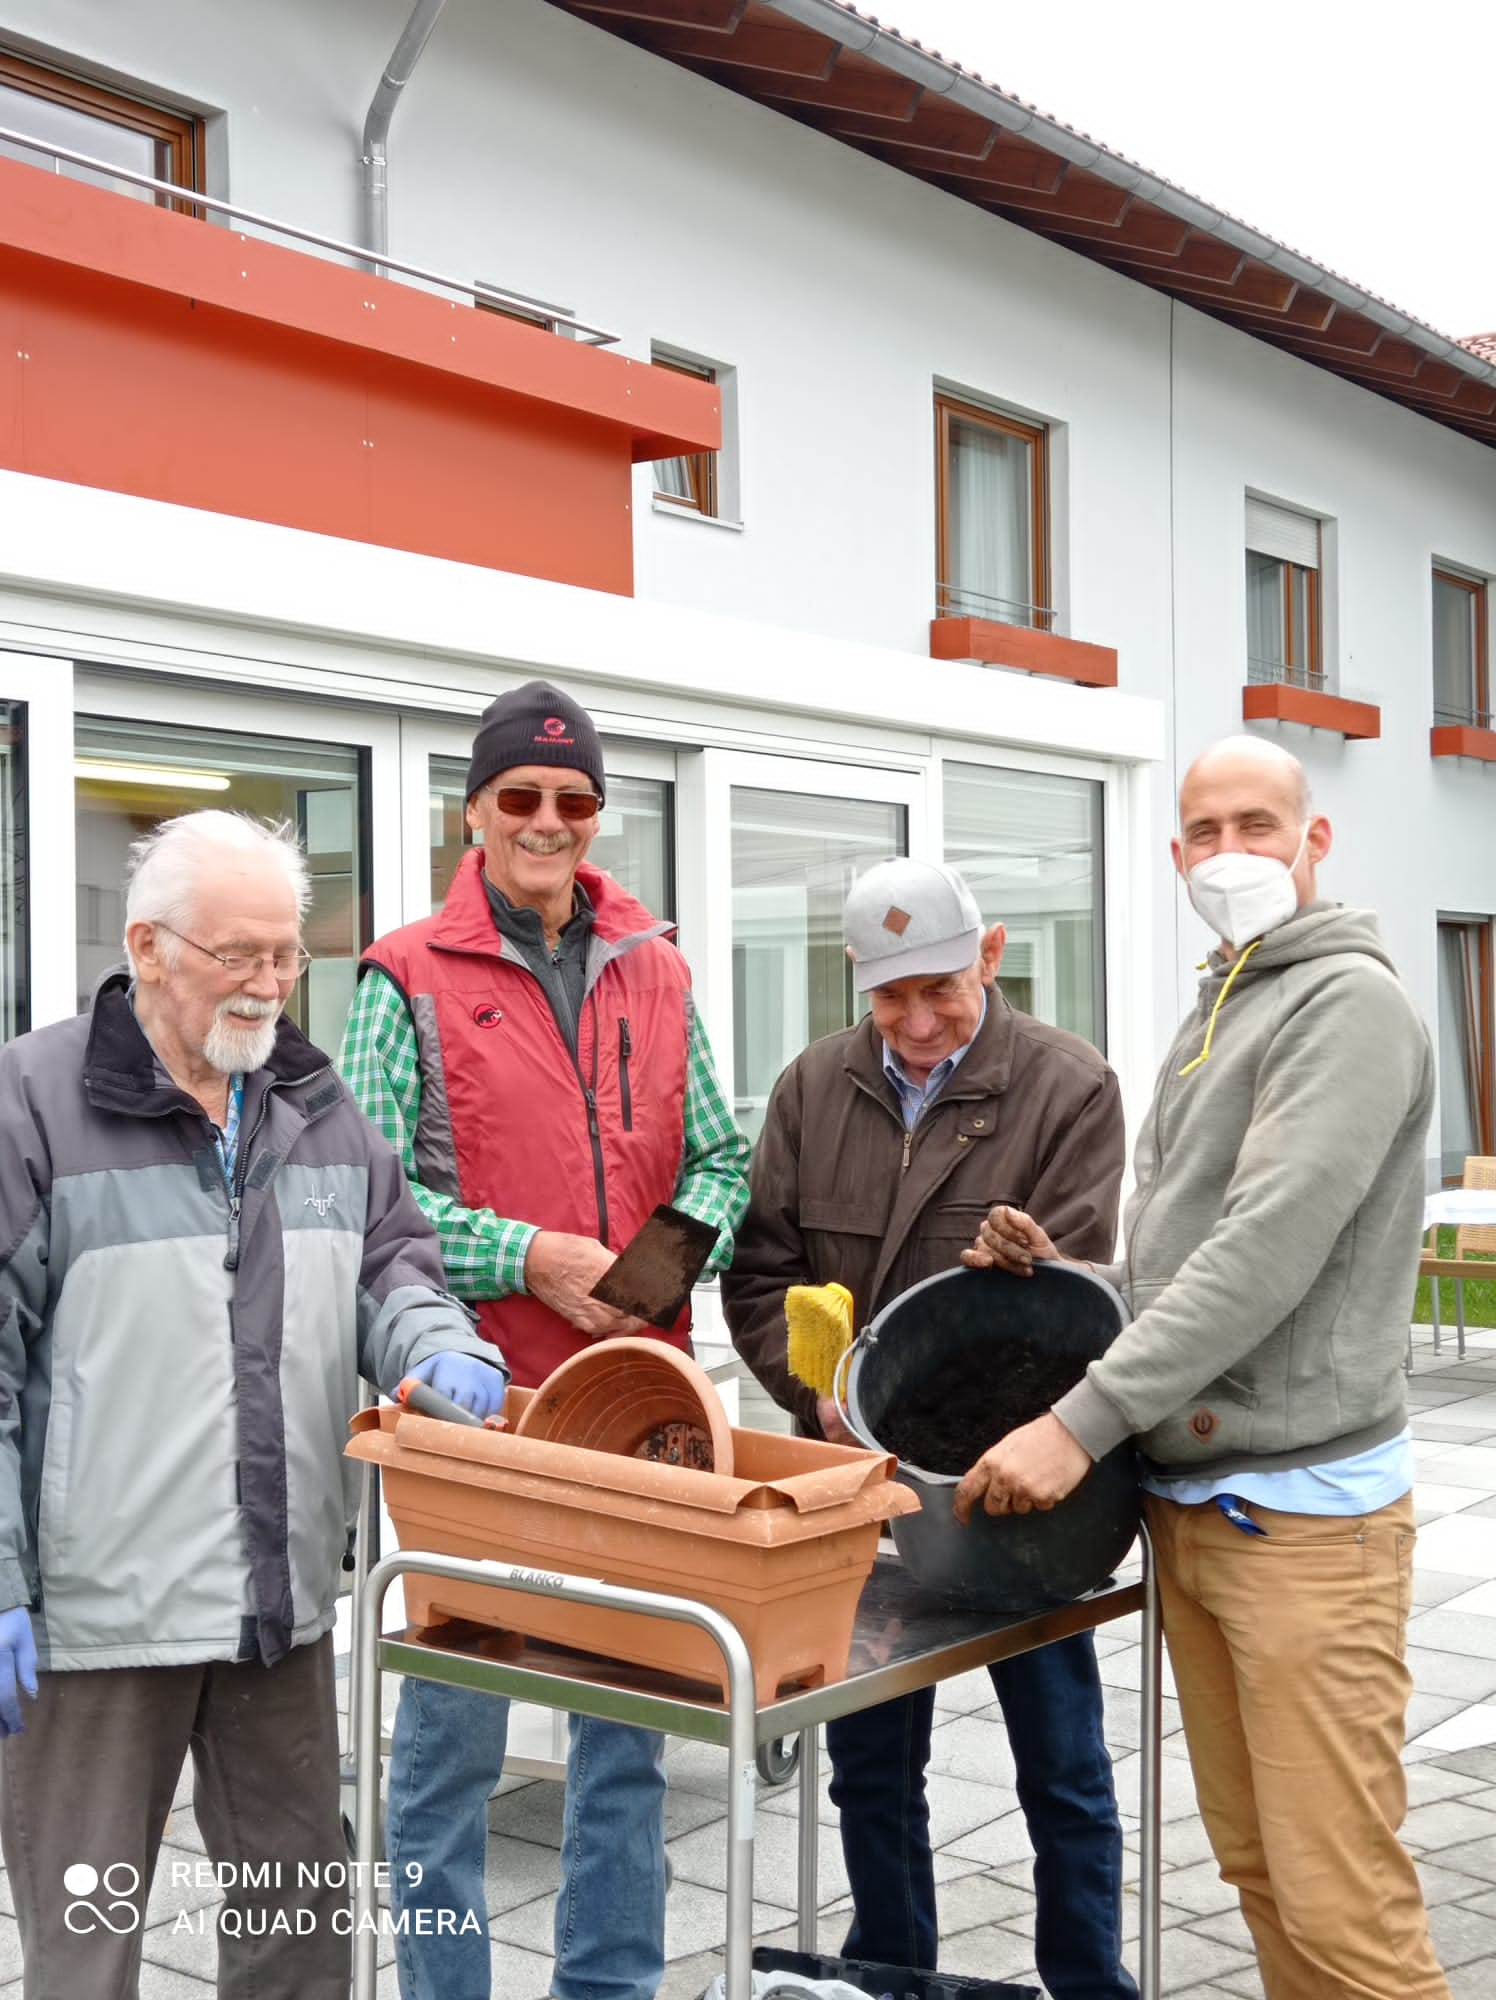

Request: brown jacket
left=721, top=993, right=1125, bottom=1432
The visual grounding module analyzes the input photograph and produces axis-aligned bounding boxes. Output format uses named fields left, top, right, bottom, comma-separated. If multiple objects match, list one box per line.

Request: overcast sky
left=868, top=0, right=1494, bottom=343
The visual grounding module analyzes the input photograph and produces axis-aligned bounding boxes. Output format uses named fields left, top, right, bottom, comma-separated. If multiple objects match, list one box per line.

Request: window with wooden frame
left=1432, top=567, right=1491, bottom=729
left=0, top=49, right=203, bottom=207
left=1437, top=914, right=1494, bottom=1178
left=651, top=352, right=718, bottom=518
left=935, top=394, right=1050, bottom=631
left=1245, top=499, right=1322, bottom=688
left=474, top=280, right=568, bottom=335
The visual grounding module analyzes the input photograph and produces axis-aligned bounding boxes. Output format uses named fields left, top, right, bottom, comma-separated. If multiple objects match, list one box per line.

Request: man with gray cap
left=722, top=858, right=1135, bottom=1999
left=340, top=679, right=750, bottom=2000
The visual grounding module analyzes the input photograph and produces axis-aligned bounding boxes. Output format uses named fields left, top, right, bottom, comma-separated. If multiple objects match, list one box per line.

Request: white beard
left=203, top=996, right=280, bottom=1076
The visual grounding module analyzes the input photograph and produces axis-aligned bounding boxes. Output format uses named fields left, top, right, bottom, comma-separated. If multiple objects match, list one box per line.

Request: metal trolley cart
left=351, top=1538, right=1164, bottom=2000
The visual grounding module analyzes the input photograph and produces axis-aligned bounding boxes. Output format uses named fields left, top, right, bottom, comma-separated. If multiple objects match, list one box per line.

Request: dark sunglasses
left=486, top=784, right=602, bottom=823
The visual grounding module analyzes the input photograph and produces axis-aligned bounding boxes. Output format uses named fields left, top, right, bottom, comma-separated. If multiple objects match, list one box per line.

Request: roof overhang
left=544, top=0, right=1496, bottom=450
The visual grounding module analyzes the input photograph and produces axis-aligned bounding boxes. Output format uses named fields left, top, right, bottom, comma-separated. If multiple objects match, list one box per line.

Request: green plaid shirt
left=338, top=967, right=750, bottom=1300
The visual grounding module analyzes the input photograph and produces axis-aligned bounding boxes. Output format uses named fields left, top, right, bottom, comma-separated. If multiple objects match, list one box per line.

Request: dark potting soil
left=634, top=1419, right=716, bottom=1472
left=874, top=1339, right=1086, bottom=1475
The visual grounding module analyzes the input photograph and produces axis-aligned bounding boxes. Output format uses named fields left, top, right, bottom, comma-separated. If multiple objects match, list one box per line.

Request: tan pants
left=1145, top=1490, right=1450, bottom=2000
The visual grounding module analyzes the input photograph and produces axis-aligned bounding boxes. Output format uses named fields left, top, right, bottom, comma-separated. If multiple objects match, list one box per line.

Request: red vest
left=364, top=852, right=692, bottom=1386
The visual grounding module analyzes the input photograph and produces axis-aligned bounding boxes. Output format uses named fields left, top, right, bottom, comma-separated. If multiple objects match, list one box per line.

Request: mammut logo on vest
left=472, top=1004, right=503, bottom=1029
left=304, top=1193, right=337, bottom=1218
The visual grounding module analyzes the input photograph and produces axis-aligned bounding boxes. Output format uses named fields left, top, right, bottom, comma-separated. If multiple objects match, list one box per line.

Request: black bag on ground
left=750, top=1944, right=1040, bottom=2000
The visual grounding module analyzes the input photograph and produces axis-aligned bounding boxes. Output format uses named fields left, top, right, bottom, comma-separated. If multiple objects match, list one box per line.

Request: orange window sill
left=929, top=617, right=1118, bottom=688
left=1240, top=683, right=1381, bottom=740
left=1430, top=725, right=1496, bottom=763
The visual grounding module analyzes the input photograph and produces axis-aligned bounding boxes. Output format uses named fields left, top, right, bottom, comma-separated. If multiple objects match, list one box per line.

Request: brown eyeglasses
left=484, top=784, right=602, bottom=823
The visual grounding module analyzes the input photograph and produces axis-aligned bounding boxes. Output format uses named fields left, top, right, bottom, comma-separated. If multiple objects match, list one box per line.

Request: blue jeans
left=387, top=1675, right=667, bottom=2000
left=826, top=1632, right=1136, bottom=2000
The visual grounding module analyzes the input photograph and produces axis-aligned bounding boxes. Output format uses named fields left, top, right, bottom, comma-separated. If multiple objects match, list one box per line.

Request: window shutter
left=1245, top=499, right=1320, bottom=569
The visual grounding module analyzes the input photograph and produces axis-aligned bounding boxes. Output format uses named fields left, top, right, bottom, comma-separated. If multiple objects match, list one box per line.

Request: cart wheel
left=756, top=1737, right=800, bottom=1786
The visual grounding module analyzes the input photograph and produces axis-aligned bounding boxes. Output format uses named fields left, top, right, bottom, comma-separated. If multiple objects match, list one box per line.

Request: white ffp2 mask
left=1186, top=822, right=1310, bottom=948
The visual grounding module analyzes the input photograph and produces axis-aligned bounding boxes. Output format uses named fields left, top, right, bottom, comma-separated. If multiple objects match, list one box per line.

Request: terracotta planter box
left=348, top=1389, right=919, bottom=1704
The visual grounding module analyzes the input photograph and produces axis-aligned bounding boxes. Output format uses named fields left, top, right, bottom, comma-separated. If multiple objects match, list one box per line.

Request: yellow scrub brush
left=785, top=1281, right=855, bottom=1398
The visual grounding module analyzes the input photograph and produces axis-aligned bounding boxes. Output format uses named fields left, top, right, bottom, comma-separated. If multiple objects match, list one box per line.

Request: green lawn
left=1414, top=1227, right=1496, bottom=1328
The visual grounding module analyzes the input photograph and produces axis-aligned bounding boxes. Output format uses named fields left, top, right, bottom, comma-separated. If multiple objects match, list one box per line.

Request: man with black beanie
left=340, top=679, right=750, bottom=2000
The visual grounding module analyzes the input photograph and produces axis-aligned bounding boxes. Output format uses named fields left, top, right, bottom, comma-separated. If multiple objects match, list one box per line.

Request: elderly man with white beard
left=0, top=809, right=505, bottom=2000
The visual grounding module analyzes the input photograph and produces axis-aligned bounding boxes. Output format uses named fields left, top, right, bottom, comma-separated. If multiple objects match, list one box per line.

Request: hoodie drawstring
left=1178, top=939, right=1264, bottom=1077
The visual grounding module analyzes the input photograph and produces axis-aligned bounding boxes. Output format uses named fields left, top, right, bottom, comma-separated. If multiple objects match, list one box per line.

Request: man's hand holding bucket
left=961, top=1201, right=1067, bottom=1276
left=954, top=1202, right=1092, bottom=1521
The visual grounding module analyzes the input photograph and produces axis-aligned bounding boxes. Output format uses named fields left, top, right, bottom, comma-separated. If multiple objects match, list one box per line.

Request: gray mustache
left=214, top=996, right=280, bottom=1021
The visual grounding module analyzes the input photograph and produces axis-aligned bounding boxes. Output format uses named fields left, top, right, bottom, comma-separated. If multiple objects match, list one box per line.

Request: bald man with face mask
left=961, top=736, right=1450, bottom=2000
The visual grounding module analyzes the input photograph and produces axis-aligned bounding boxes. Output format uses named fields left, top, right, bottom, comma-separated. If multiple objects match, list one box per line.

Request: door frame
left=74, top=670, right=404, bottom=1039
left=0, top=654, right=76, bottom=1028
left=677, top=747, right=929, bottom=1099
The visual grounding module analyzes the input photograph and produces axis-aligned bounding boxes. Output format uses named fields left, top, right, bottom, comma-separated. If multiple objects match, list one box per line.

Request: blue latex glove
left=409, top=1352, right=508, bottom=1421
left=0, top=1607, right=37, bottom=1737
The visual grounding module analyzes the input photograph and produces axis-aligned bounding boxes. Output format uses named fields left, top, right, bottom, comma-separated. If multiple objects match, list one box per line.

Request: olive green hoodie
left=1055, top=902, right=1433, bottom=1476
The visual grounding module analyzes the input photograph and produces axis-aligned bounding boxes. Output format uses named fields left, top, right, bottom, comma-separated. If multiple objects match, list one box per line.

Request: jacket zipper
left=618, top=1016, right=634, bottom=1132
left=579, top=995, right=610, bottom=1246
left=223, top=1062, right=334, bottom=1271
left=900, top=1128, right=913, bottom=1176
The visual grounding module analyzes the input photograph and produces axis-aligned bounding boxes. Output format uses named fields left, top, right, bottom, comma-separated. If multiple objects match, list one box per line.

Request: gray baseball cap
left=843, top=859, right=983, bottom=994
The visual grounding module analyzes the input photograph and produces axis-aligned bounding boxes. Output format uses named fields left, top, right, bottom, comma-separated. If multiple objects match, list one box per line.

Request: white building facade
left=0, top=0, right=1492, bottom=1177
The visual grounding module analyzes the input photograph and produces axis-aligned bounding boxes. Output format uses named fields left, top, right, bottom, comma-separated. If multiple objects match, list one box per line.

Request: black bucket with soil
left=836, top=1262, right=1139, bottom=1613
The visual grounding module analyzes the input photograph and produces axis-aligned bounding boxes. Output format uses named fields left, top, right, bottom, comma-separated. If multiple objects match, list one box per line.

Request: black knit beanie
left=465, top=681, right=606, bottom=804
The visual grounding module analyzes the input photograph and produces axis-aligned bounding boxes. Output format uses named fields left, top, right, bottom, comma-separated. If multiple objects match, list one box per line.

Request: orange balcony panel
left=930, top=616, right=1118, bottom=689
left=1241, top=683, right=1381, bottom=740
left=1430, top=724, right=1496, bottom=763
left=0, top=156, right=720, bottom=595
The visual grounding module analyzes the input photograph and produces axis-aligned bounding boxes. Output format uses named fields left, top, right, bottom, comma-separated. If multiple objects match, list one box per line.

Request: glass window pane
left=593, top=777, right=673, bottom=918
left=946, top=418, right=1033, bottom=627
left=730, top=787, right=905, bottom=1142
left=1437, top=920, right=1486, bottom=1178
left=1433, top=576, right=1477, bottom=725
left=429, top=757, right=673, bottom=920
left=942, top=761, right=1105, bottom=1051
left=653, top=457, right=695, bottom=503
left=429, top=758, right=470, bottom=911
left=0, top=82, right=163, bottom=198
left=1246, top=550, right=1286, bottom=675
left=0, top=703, right=27, bottom=1041
left=75, top=716, right=367, bottom=1054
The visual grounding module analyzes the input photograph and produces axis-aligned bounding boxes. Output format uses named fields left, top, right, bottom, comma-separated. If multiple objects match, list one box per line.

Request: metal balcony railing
left=0, top=123, right=619, bottom=345
left=1434, top=701, right=1495, bottom=731
left=935, top=580, right=1055, bottom=632
left=1247, top=656, right=1327, bottom=692
left=1248, top=658, right=1389, bottom=710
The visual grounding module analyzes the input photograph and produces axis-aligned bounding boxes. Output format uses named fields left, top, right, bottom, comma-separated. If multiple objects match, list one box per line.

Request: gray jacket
left=0, top=970, right=498, bottom=1671
left=1056, top=904, right=1433, bottom=1476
